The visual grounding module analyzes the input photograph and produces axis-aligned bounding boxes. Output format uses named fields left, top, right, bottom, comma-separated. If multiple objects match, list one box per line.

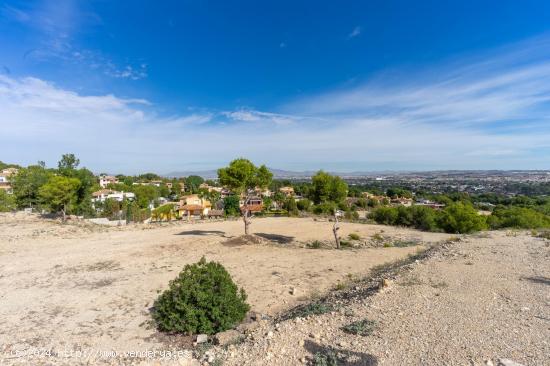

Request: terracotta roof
left=179, top=204, right=204, bottom=211
left=241, top=204, right=264, bottom=213
left=92, top=189, right=114, bottom=197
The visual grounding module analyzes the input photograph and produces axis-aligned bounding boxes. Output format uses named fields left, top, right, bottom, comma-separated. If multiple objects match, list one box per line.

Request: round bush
left=153, top=257, right=249, bottom=334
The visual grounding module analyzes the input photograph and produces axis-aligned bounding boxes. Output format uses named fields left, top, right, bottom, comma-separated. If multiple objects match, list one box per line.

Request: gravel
left=214, top=231, right=550, bottom=365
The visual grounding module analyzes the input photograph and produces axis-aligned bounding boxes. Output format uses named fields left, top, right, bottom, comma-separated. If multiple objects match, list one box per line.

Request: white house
left=92, top=189, right=135, bottom=203
left=99, top=175, right=119, bottom=188
left=0, top=168, right=18, bottom=194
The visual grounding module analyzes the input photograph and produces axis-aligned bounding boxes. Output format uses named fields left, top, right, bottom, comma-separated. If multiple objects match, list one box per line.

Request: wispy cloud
left=2, top=36, right=550, bottom=172
left=222, top=109, right=297, bottom=125
left=348, top=26, right=361, bottom=39
left=2, top=0, right=146, bottom=81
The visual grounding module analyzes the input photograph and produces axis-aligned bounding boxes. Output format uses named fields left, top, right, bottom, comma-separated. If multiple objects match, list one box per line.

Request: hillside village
left=0, top=157, right=447, bottom=225
left=4, top=155, right=550, bottom=235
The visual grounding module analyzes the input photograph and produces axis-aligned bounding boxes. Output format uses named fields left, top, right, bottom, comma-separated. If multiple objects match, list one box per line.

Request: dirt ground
left=0, top=213, right=449, bottom=364
left=222, top=231, right=550, bottom=366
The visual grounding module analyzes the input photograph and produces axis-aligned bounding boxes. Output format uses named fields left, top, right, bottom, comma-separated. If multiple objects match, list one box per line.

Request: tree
left=223, top=195, right=240, bottom=216
left=0, top=190, right=16, bottom=212
left=185, top=175, right=204, bottom=192
left=73, top=167, right=97, bottom=216
left=38, top=176, right=81, bottom=221
left=297, top=198, right=312, bottom=211
left=218, top=158, right=272, bottom=234
left=133, top=185, right=158, bottom=209
left=57, top=153, right=80, bottom=176
left=170, top=179, right=182, bottom=198
left=285, top=197, right=299, bottom=216
left=437, top=202, right=487, bottom=234
left=11, top=165, right=51, bottom=209
left=310, top=171, right=348, bottom=205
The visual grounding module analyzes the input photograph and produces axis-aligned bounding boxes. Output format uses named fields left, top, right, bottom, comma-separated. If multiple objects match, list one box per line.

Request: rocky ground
left=0, top=213, right=443, bottom=365
left=204, top=231, right=550, bottom=366
left=1, top=213, right=548, bottom=365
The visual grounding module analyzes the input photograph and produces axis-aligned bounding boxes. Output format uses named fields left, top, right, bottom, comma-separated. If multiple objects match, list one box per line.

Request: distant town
left=2, top=155, right=550, bottom=234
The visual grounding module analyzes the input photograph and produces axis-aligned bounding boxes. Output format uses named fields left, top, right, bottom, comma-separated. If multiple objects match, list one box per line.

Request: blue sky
left=1, top=0, right=550, bottom=173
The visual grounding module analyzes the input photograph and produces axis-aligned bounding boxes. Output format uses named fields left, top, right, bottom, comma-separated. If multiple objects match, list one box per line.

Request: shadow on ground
left=175, top=230, right=227, bottom=237
left=303, top=340, right=378, bottom=365
left=254, top=232, right=294, bottom=244
left=522, top=276, right=550, bottom=285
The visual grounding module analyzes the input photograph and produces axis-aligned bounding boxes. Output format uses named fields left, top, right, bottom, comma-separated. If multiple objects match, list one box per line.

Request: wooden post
left=333, top=210, right=340, bottom=249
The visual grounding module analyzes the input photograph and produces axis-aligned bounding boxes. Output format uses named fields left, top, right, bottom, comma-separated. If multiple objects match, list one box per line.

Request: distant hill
left=163, top=168, right=550, bottom=180
left=164, top=168, right=396, bottom=179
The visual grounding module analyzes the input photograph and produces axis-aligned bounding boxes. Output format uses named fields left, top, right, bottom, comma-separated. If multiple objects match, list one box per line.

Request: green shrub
left=488, top=206, right=550, bottom=229
left=341, top=318, right=376, bottom=336
left=307, top=240, right=323, bottom=249
left=369, top=207, right=398, bottom=225
left=313, top=350, right=339, bottom=366
left=339, top=240, right=353, bottom=248
left=153, top=257, right=249, bottom=334
left=287, top=301, right=335, bottom=318
left=371, top=232, right=384, bottom=241
left=348, top=233, right=361, bottom=240
left=437, top=202, right=487, bottom=233
left=313, top=202, right=337, bottom=215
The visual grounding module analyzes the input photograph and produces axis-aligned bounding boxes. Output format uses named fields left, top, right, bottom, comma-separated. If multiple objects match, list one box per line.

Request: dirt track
left=0, top=214, right=447, bottom=364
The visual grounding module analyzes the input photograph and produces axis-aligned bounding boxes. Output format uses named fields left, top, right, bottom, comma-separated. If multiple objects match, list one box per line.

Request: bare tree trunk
left=62, top=204, right=67, bottom=223
left=243, top=194, right=252, bottom=235
left=243, top=209, right=250, bottom=235
left=333, top=211, right=340, bottom=249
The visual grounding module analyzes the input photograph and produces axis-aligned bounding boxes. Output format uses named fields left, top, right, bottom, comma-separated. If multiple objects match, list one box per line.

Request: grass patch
left=339, top=240, right=354, bottom=249
left=307, top=240, right=323, bottom=249
left=392, top=239, right=421, bottom=247
left=313, top=350, right=339, bottom=366
left=285, top=301, right=336, bottom=319
left=536, top=230, right=550, bottom=240
left=370, top=248, right=427, bottom=277
left=333, top=282, right=347, bottom=291
left=348, top=233, right=361, bottom=241
left=371, top=233, right=384, bottom=242
left=341, top=318, right=377, bottom=336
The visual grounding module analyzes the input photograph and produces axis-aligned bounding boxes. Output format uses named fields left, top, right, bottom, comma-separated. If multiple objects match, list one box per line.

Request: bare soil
left=220, top=231, right=550, bottom=366
left=0, top=213, right=447, bottom=365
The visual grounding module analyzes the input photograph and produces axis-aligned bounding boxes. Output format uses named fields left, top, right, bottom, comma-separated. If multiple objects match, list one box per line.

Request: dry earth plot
left=0, top=213, right=548, bottom=365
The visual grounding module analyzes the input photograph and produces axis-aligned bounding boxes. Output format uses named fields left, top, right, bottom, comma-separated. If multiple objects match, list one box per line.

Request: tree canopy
left=218, top=158, right=272, bottom=194
left=310, top=171, right=348, bottom=205
left=38, top=175, right=81, bottom=219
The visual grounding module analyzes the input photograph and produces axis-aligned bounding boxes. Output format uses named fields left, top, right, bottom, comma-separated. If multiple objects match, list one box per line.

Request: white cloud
left=2, top=36, right=550, bottom=172
left=3, top=1, right=145, bottom=81
left=348, top=26, right=361, bottom=39
left=222, top=109, right=297, bottom=125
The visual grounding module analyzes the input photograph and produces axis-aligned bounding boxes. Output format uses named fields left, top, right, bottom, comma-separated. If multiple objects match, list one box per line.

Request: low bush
left=487, top=206, right=550, bottom=229
left=307, top=240, right=323, bottom=249
left=370, top=202, right=487, bottom=234
left=348, top=233, right=361, bottom=240
left=371, top=233, right=384, bottom=241
left=286, top=301, right=335, bottom=319
left=341, top=318, right=377, bottom=336
left=339, top=239, right=353, bottom=248
left=153, top=257, right=249, bottom=334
